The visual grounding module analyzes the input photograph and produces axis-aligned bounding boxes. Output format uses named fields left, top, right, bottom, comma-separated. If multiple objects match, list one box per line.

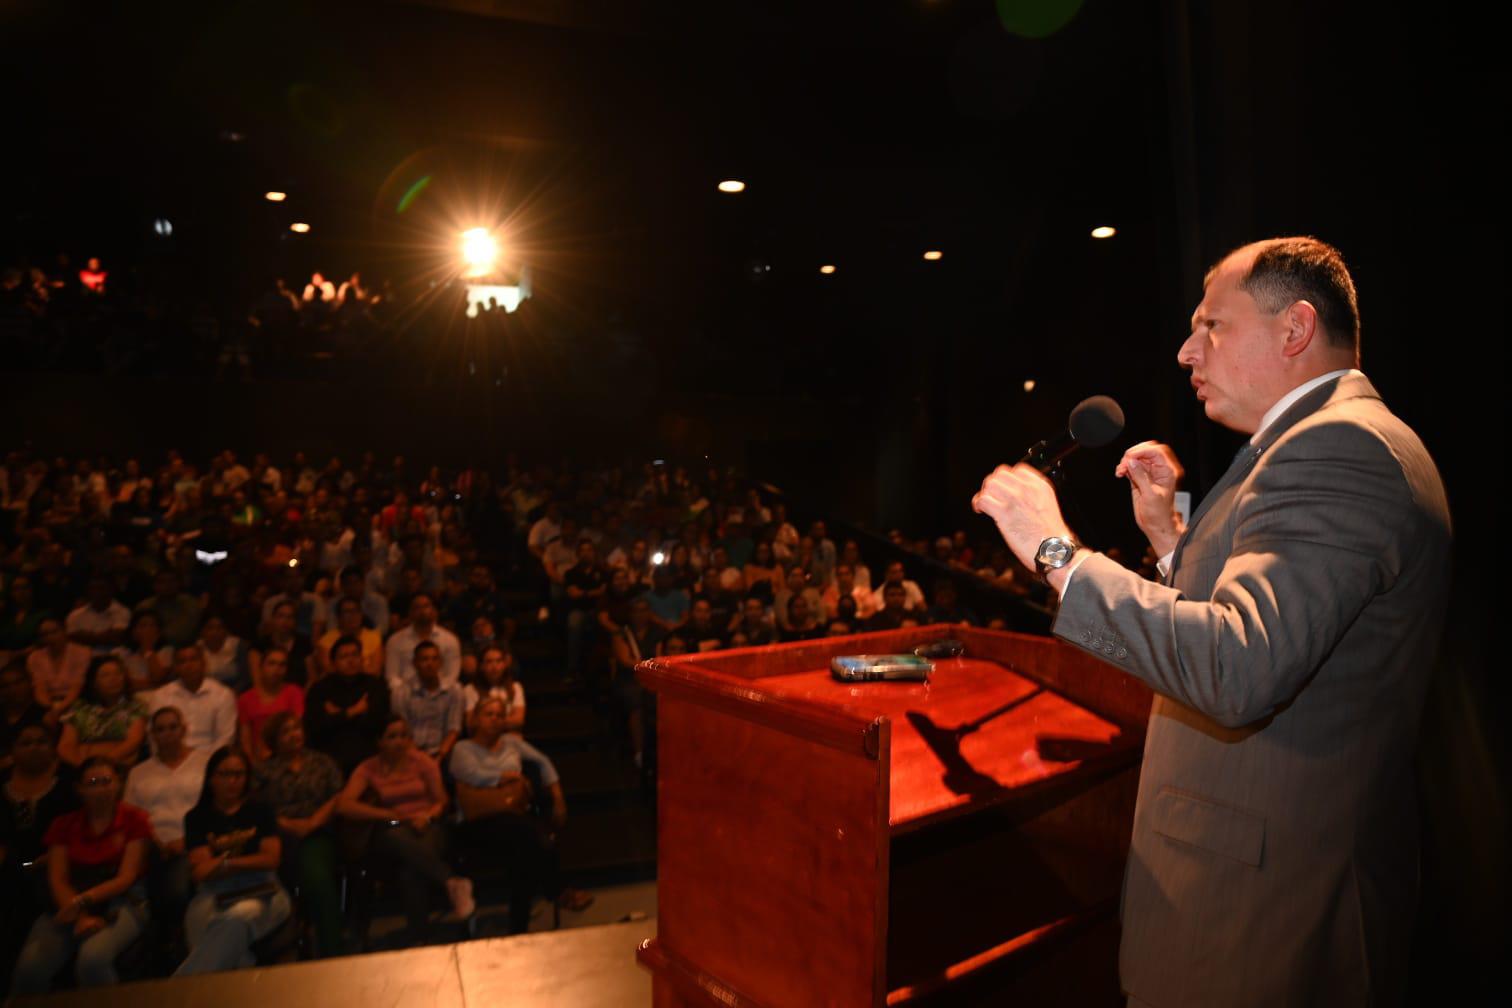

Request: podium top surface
left=758, top=656, right=1132, bottom=828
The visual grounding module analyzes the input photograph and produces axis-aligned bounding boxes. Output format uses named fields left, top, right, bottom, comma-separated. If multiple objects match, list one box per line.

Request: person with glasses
left=175, top=746, right=290, bottom=975
left=9, top=755, right=152, bottom=994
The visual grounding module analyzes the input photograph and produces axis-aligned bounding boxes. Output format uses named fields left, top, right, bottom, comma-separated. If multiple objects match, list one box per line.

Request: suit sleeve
left=1053, top=419, right=1410, bottom=728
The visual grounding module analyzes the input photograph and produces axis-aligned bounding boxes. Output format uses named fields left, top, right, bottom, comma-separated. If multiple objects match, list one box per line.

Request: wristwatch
left=1034, top=536, right=1079, bottom=581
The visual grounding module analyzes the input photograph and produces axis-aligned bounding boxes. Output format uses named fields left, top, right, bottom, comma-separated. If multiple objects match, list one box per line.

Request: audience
left=0, top=443, right=1049, bottom=993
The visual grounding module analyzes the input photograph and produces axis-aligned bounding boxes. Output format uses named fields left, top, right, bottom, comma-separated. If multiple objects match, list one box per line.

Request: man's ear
left=1280, top=300, right=1319, bottom=360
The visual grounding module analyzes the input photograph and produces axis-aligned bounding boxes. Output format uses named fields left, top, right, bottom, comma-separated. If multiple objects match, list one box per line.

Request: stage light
left=652, top=551, right=667, bottom=566
left=461, top=227, right=500, bottom=276
left=1091, top=225, right=1116, bottom=239
left=289, top=222, right=311, bottom=233
left=152, top=218, right=173, bottom=237
left=1023, top=379, right=1037, bottom=392
left=717, top=179, right=746, bottom=193
left=819, top=264, right=836, bottom=274
left=265, top=191, right=287, bottom=202
left=923, top=250, right=943, bottom=261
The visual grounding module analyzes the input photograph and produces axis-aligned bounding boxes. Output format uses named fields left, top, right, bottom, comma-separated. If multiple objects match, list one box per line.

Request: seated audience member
left=924, top=579, right=978, bottom=626
left=708, top=546, right=745, bottom=595
left=778, top=596, right=825, bottom=643
left=336, top=566, right=389, bottom=638
left=237, top=647, right=305, bottom=764
left=741, top=541, right=782, bottom=605
left=870, top=561, right=925, bottom=614
left=391, top=642, right=463, bottom=765
left=261, top=565, right=328, bottom=643
left=865, top=582, right=917, bottom=632
left=304, top=636, right=390, bottom=775
left=446, top=564, right=511, bottom=639
left=65, top=576, right=131, bottom=653
left=175, top=747, right=291, bottom=976
left=124, top=707, right=210, bottom=947
left=9, top=756, right=151, bottom=994
left=149, top=645, right=238, bottom=754
left=387, top=566, right=426, bottom=633
left=458, top=615, right=500, bottom=681
left=726, top=596, right=776, bottom=647
left=463, top=644, right=524, bottom=733
left=610, top=599, right=661, bottom=769
left=134, top=570, right=202, bottom=648
left=1, top=723, right=79, bottom=973
left=251, top=600, right=312, bottom=687
left=115, top=610, right=173, bottom=694
left=840, top=541, right=871, bottom=592
left=772, top=566, right=824, bottom=632
left=691, top=568, right=735, bottom=630
left=450, top=697, right=591, bottom=933
left=682, top=598, right=726, bottom=653
left=337, top=716, right=473, bottom=939
left=57, top=656, right=148, bottom=768
left=1, top=662, right=48, bottom=772
left=385, top=593, right=461, bottom=693
left=315, top=596, right=383, bottom=679
left=254, top=712, right=344, bottom=958
left=198, top=614, right=248, bottom=692
left=0, top=575, right=44, bottom=653
left=807, top=521, right=837, bottom=587
left=562, top=540, right=606, bottom=681
left=27, top=618, right=91, bottom=727
left=596, top=566, right=643, bottom=637
left=643, top=565, right=690, bottom=634
left=821, top=564, right=876, bottom=623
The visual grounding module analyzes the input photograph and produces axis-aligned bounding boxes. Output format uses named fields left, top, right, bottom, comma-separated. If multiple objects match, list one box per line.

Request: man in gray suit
left=973, top=237, right=1451, bottom=1007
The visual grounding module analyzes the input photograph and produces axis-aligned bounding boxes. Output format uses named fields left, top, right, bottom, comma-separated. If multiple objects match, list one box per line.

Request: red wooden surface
left=637, top=626, right=1149, bottom=1007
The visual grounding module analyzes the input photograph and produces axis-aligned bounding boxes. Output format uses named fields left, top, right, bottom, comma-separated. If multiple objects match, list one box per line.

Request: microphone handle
left=1019, top=431, right=1078, bottom=473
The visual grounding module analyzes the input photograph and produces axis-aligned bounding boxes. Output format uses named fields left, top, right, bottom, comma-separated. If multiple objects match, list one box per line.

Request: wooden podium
left=635, top=624, right=1152, bottom=1007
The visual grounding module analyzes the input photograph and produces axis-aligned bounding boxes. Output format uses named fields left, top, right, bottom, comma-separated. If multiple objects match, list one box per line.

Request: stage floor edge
left=12, top=917, right=657, bottom=1008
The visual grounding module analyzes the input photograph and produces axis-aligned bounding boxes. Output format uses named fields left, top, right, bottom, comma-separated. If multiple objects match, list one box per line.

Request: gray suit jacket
left=1053, top=373, right=1451, bottom=1007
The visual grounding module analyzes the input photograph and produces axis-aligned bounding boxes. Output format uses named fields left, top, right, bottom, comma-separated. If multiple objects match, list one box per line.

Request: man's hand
left=73, top=914, right=106, bottom=938
left=1115, top=441, right=1186, bottom=558
left=971, top=464, right=1075, bottom=572
left=408, top=812, right=430, bottom=834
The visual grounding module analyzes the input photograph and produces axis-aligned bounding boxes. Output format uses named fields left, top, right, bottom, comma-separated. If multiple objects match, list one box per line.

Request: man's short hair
left=1227, top=237, right=1360, bottom=355
left=151, top=704, right=184, bottom=728
left=413, top=640, right=440, bottom=660
left=330, top=634, right=362, bottom=660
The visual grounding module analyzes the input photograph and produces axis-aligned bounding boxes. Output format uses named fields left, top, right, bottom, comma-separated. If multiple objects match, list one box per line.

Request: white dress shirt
left=148, top=678, right=238, bottom=752
left=384, top=623, right=462, bottom=692
left=124, top=747, right=211, bottom=844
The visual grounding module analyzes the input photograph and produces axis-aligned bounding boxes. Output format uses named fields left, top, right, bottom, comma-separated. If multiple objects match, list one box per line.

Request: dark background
left=2, top=0, right=1502, bottom=984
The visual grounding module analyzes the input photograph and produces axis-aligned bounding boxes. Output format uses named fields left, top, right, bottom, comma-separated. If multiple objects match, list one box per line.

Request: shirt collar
left=1250, top=369, right=1360, bottom=445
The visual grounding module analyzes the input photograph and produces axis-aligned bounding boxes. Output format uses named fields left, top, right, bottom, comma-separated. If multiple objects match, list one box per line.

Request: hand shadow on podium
left=907, top=689, right=1127, bottom=799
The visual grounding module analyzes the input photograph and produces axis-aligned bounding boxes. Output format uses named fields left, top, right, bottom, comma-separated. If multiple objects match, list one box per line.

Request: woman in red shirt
left=9, top=755, right=151, bottom=993
left=337, top=716, right=473, bottom=941
left=236, top=647, right=304, bottom=764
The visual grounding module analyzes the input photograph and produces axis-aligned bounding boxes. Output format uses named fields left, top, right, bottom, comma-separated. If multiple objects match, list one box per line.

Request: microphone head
left=1068, top=395, right=1125, bottom=448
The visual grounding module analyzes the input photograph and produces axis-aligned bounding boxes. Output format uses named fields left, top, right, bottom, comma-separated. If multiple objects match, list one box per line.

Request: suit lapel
left=1169, top=373, right=1382, bottom=577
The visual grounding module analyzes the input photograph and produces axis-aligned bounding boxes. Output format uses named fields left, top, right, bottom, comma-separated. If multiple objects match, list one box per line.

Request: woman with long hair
left=236, top=646, right=304, bottom=764
left=114, top=609, right=172, bottom=693
left=175, top=746, right=290, bottom=975
left=56, top=655, right=147, bottom=768
left=462, top=643, right=524, bottom=734
left=9, top=755, right=151, bottom=994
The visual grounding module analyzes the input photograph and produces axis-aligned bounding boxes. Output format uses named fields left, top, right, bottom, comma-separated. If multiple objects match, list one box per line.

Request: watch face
left=1038, top=538, right=1073, bottom=567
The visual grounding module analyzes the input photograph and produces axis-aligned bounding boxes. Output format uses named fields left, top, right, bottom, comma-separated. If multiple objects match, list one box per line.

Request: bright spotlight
left=922, top=250, right=943, bottom=261
left=717, top=179, right=746, bottom=193
left=265, top=191, right=287, bottom=202
left=1023, top=379, right=1037, bottom=393
left=461, top=227, right=500, bottom=277
left=290, top=222, right=311, bottom=233
left=152, top=218, right=173, bottom=237
left=651, top=551, right=667, bottom=566
left=1091, top=225, right=1116, bottom=239
left=819, top=264, right=836, bottom=275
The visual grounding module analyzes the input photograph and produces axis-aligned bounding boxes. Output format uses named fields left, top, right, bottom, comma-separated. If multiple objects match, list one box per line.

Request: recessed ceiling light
left=819, top=264, right=836, bottom=274
left=717, top=179, right=746, bottom=193
left=1091, top=225, right=1116, bottom=239
left=922, top=250, right=943, bottom=261
left=289, top=222, right=311, bottom=233
left=265, top=191, right=287, bottom=202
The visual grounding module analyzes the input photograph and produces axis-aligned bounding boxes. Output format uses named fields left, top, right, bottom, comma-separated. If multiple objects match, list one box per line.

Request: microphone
left=1019, top=395, right=1125, bottom=473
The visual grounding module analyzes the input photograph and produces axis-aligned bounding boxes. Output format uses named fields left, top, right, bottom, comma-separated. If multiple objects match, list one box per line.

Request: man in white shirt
left=148, top=645, right=237, bottom=752
left=125, top=706, right=211, bottom=928
left=868, top=561, right=926, bottom=614
left=65, top=575, right=132, bottom=653
left=385, top=593, right=461, bottom=692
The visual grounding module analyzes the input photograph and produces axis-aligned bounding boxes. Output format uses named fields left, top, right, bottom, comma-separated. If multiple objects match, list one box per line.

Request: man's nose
left=1176, top=331, right=1200, bottom=368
